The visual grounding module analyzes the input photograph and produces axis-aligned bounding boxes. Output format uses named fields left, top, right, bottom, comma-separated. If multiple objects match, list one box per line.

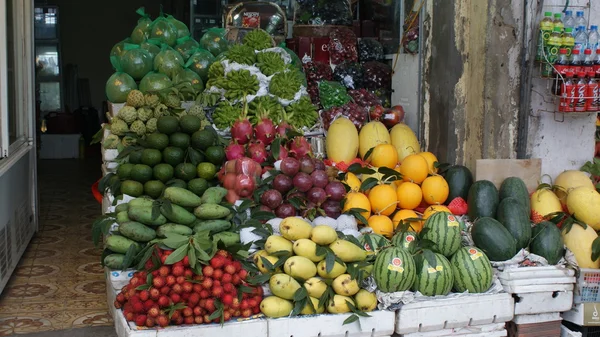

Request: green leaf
left=378, top=167, right=402, bottom=180
left=135, top=244, right=156, bottom=270
left=317, top=286, right=334, bottom=309
left=121, top=244, right=138, bottom=270
left=160, top=199, right=173, bottom=219
left=325, top=251, right=335, bottom=274
left=195, top=247, right=212, bottom=262
left=343, top=314, right=359, bottom=325
left=136, top=284, right=151, bottom=290
left=187, top=147, right=203, bottom=166
left=272, top=138, right=281, bottom=160
left=293, top=287, right=308, bottom=302
left=422, top=249, right=438, bottom=268
left=246, top=273, right=271, bottom=285
left=91, top=125, right=105, bottom=145
left=98, top=173, right=114, bottom=196
left=288, top=197, right=305, bottom=210
left=360, top=178, right=379, bottom=192
left=363, top=147, right=375, bottom=161
left=592, top=237, right=600, bottom=262
left=151, top=202, right=161, bottom=221
left=260, top=256, right=276, bottom=272
left=315, top=245, right=327, bottom=257
left=236, top=199, right=253, bottom=214
left=165, top=243, right=190, bottom=265
left=162, top=233, right=190, bottom=249
left=188, top=246, right=197, bottom=269
left=251, top=210, right=276, bottom=221
left=100, top=248, right=113, bottom=268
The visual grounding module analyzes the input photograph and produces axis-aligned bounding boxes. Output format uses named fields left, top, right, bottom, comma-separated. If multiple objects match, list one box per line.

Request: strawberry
left=176, top=276, right=186, bottom=285
left=145, top=317, right=155, bottom=327
left=158, top=295, right=170, bottom=308
left=166, top=275, right=176, bottom=286
left=202, top=278, right=213, bottom=289
left=202, top=265, right=214, bottom=277
left=194, top=316, right=204, bottom=324
left=153, top=276, right=166, bottom=288
left=157, top=315, right=169, bottom=327
left=172, top=265, right=185, bottom=277
left=531, top=209, right=544, bottom=224
left=221, top=273, right=233, bottom=284
left=447, top=197, right=468, bottom=215
left=172, top=284, right=183, bottom=294
left=224, top=264, right=236, bottom=275
left=135, top=315, right=147, bottom=327
left=184, top=316, right=194, bottom=325
left=148, top=307, right=160, bottom=318
left=170, top=293, right=181, bottom=304
left=158, top=266, right=171, bottom=277
left=222, top=294, right=233, bottom=306
left=213, top=269, right=223, bottom=280
left=139, top=290, right=150, bottom=302
left=114, top=300, right=122, bottom=309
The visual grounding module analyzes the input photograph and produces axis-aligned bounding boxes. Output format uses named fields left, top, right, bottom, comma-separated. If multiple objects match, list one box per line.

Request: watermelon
left=467, top=180, right=499, bottom=220
left=471, top=217, right=517, bottom=261
left=530, top=221, right=564, bottom=264
left=413, top=252, right=454, bottom=296
left=373, top=246, right=416, bottom=292
left=360, top=233, right=390, bottom=254
left=443, top=165, right=474, bottom=203
left=391, top=231, right=418, bottom=250
left=421, top=212, right=461, bottom=257
left=450, top=246, right=493, bottom=293
left=496, top=197, right=531, bottom=250
left=499, top=177, right=530, bottom=216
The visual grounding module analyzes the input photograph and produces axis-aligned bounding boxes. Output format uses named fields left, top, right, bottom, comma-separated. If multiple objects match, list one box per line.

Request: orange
left=344, top=172, right=361, bottom=192
left=392, top=209, right=423, bottom=232
left=423, top=205, right=451, bottom=220
left=343, top=191, right=371, bottom=224
left=367, top=215, right=394, bottom=238
left=392, top=166, right=403, bottom=188
left=421, top=175, right=450, bottom=205
left=396, top=182, right=423, bottom=210
left=400, top=154, right=429, bottom=184
left=368, top=184, right=398, bottom=216
left=418, top=152, right=439, bottom=174
left=369, top=144, right=399, bottom=169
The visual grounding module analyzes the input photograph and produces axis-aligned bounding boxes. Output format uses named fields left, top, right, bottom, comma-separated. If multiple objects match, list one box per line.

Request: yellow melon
left=530, top=188, right=562, bottom=217
left=554, top=170, right=595, bottom=204
left=326, top=118, right=359, bottom=163
left=390, top=123, right=420, bottom=162
left=562, top=222, right=600, bottom=269
left=358, top=121, right=391, bottom=159
left=567, top=186, right=600, bottom=230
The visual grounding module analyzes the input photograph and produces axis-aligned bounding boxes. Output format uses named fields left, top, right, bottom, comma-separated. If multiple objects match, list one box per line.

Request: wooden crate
left=506, top=320, right=562, bottom=337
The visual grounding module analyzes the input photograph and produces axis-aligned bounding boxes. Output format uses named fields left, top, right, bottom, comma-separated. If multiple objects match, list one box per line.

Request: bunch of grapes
left=329, top=28, right=358, bottom=65
left=363, top=61, right=392, bottom=89
left=333, top=62, right=364, bottom=89
left=321, top=102, right=367, bottom=130
left=348, top=89, right=382, bottom=109
left=303, top=61, right=333, bottom=108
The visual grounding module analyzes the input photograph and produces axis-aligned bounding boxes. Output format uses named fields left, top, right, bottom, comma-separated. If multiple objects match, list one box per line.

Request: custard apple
left=146, top=118, right=158, bottom=133
left=130, top=120, right=146, bottom=136
left=118, top=106, right=138, bottom=124
left=187, top=105, right=206, bottom=119
left=154, top=104, right=169, bottom=118
left=102, top=134, right=120, bottom=149
left=164, top=94, right=181, bottom=108
left=121, top=135, right=137, bottom=147
left=144, top=93, right=160, bottom=108
left=110, top=118, right=129, bottom=136
left=126, top=90, right=145, bottom=108
left=137, top=107, right=153, bottom=122
left=200, top=119, right=211, bottom=129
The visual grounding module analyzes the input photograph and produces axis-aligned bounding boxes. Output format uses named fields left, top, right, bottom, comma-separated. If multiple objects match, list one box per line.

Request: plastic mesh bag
left=166, top=14, right=190, bottom=39
left=199, top=28, right=230, bottom=57
left=173, top=68, right=205, bottom=94
left=153, top=44, right=184, bottom=79
left=130, top=8, right=152, bottom=44
left=318, top=80, right=351, bottom=110
left=106, top=56, right=138, bottom=103
left=140, top=40, right=161, bottom=60
left=185, top=48, right=215, bottom=83
left=150, top=14, right=178, bottom=47
left=358, top=38, right=384, bottom=62
left=363, top=61, right=392, bottom=89
left=139, top=71, right=173, bottom=93
left=333, top=62, right=364, bottom=89
left=294, top=0, right=352, bottom=26
left=175, top=36, right=200, bottom=61
left=120, top=43, right=153, bottom=80
left=279, top=43, right=302, bottom=69
left=329, top=28, right=358, bottom=65
left=110, top=38, right=131, bottom=59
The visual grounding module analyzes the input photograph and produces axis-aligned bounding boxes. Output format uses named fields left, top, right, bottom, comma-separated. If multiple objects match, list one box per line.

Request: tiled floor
left=0, top=155, right=113, bottom=335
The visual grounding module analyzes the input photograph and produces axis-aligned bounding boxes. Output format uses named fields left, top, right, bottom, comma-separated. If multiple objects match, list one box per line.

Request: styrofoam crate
left=102, top=148, right=119, bottom=162
left=114, top=306, right=268, bottom=337
left=400, top=323, right=507, bottom=337
left=266, top=310, right=395, bottom=337
left=395, top=293, right=514, bottom=334
left=498, top=266, right=576, bottom=294
left=513, top=290, right=574, bottom=315
left=106, top=267, right=136, bottom=291
left=107, top=282, right=118, bottom=319
left=103, top=163, right=118, bottom=176
left=561, top=302, right=600, bottom=327
left=512, top=312, right=562, bottom=324
left=498, top=266, right=575, bottom=282
left=561, top=324, right=582, bottom=337
left=501, top=282, right=574, bottom=294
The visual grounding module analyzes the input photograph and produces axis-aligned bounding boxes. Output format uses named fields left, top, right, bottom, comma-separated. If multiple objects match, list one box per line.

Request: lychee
left=242, top=308, right=252, bottom=317
left=222, top=294, right=233, bottom=306
left=194, top=316, right=203, bottom=324
left=135, top=315, right=147, bottom=327
left=152, top=276, right=166, bottom=288
left=149, top=288, right=160, bottom=300
left=139, top=290, right=150, bottom=301
left=223, top=311, right=232, bottom=321
left=199, top=290, right=210, bottom=299
left=114, top=300, right=122, bottom=309
left=193, top=306, right=202, bottom=316
left=188, top=293, right=200, bottom=306
left=202, top=265, right=214, bottom=277
left=221, top=273, right=233, bottom=284
left=172, top=265, right=185, bottom=277
left=176, top=276, right=186, bottom=285
left=182, top=256, right=190, bottom=267
left=160, top=286, right=170, bottom=295
left=158, top=266, right=170, bottom=277
left=202, top=278, right=213, bottom=289
left=211, top=286, right=223, bottom=298
left=210, top=256, right=225, bottom=269
left=143, top=300, right=155, bottom=311
left=182, top=282, right=193, bottom=293
left=148, top=307, right=160, bottom=318
left=183, top=307, right=193, bottom=317
left=166, top=275, right=176, bottom=286
left=170, top=293, right=181, bottom=303
left=213, top=269, right=223, bottom=280
left=145, top=317, right=155, bottom=327
left=184, top=316, right=194, bottom=325
left=224, top=265, right=236, bottom=275
left=205, top=299, right=216, bottom=312
left=157, top=315, right=169, bottom=327
left=238, top=269, right=248, bottom=280
left=232, top=274, right=241, bottom=285
left=231, top=297, right=240, bottom=309
left=172, top=284, right=183, bottom=294
left=116, top=293, right=125, bottom=303
left=132, top=302, right=145, bottom=314
left=158, top=295, right=170, bottom=308
left=223, top=283, right=235, bottom=294
left=184, top=269, right=193, bottom=278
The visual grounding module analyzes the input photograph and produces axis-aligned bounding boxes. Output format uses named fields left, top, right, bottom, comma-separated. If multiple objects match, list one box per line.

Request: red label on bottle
left=561, top=82, right=575, bottom=112
left=595, top=64, right=600, bottom=78
left=575, top=82, right=588, bottom=112
left=584, top=66, right=595, bottom=74
left=588, top=81, right=600, bottom=112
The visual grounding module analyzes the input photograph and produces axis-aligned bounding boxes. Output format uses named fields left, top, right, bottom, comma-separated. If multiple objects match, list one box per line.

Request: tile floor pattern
left=0, top=156, right=113, bottom=335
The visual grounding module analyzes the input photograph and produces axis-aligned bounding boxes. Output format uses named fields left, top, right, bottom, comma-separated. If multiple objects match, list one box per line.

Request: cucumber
left=201, top=187, right=228, bottom=204
left=499, top=177, right=531, bottom=217
left=104, top=254, right=126, bottom=269
left=106, top=235, right=141, bottom=254
left=128, top=206, right=167, bottom=226
left=129, top=197, right=155, bottom=208
left=467, top=180, right=499, bottom=220
left=194, top=204, right=231, bottom=219
left=115, top=203, right=130, bottom=213
left=161, top=203, right=196, bottom=226
left=119, top=221, right=157, bottom=242
left=193, top=219, right=231, bottom=234
left=164, top=187, right=202, bottom=207
left=116, top=211, right=130, bottom=224
left=156, top=224, right=193, bottom=238
left=213, top=232, right=241, bottom=247
left=496, top=197, right=531, bottom=250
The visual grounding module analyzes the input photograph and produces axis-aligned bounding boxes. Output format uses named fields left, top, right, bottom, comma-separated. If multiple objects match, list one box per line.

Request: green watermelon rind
left=391, top=231, right=418, bottom=250
left=471, top=217, right=517, bottom=262
left=413, top=253, right=454, bottom=296
left=530, top=221, right=564, bottom=265
left=499, top=177, right=531, bottom=216
left=450, top=246, right=493, bottom=293
left=496, top=197, right=532, bottom=250
left=467, top=180, right=499, bottom=220
left=443, top=165, right=474, bottom=203
left=421, top=212, right=461, bottom=258
left=360, top=233, right=390, bottom=253
left=373, top=247, right=416, bottom=293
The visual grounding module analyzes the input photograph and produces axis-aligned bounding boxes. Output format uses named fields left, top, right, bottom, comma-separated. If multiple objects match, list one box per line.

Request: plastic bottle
left=564, top=10, right=575, bottom=30
left=560, top=71, right=575, bottom=112
left=594, top=48, right=600, bottom=78
left=542, top=27, right=563, bottom=77
left=553, top=13, right=564, bottom=32
left=575, top=11, right=587, bottom=30
left=586, top=71, right=599, bottom=112
left=553, top=48, right=570, bottom=95
left=589, top=25, right=599, bottom=55
left=574, top=72, right=588, bottom=112
left=583, top=48, right=594, bottom=74
left=562, top=27, right=575, bottom=57
left=536, top=12, right=554, bottom=62
left=574, top=25, right=588, bottom=54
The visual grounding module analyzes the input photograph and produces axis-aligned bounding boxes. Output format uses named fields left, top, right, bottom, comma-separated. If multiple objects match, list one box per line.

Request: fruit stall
left=92, top=4, right=600, bottom=337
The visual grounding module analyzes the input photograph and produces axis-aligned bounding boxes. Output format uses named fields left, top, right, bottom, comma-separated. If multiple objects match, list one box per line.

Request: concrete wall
left=525, top=0, right=597, bottom=180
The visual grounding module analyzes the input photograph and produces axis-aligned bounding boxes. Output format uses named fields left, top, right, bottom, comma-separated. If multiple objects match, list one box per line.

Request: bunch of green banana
left=269, top=70, right=304, bottom=100
left=208, top=61, right=225, bottom=80
left=197, top=91, right=221, bottom=107
left=224, top=69, right=260, bottom=101
left=243, top=29, right=274, bottom=51
left=227, top=44, right=257, bottom=65
left=249, top=95, right=285, bottom=124
left=212, top=101, right=242, bottom=129
left=257, top=51, right=288, bottom=76
left=286, top=96, right=319, bottom=129
left=206, top=76, right=228, bottom=90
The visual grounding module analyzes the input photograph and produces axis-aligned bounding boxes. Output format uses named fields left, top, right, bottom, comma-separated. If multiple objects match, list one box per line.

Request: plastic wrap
left=358, top=38, right=384, bottom=62
left=199, top=28, right=230, bottom=57
left=139, top=71, right=173, bottom=93
left=150, top=15, right=178, bottom=47
left=303, top=60, right=333, bottom=107
left=185, top=48, right=216, bottom=83
left=130, top=8, right=152, bottom=44
left=174, top=36, right=200, bottom=61
left=140, top=40, right=161, bottom=60
left=328, top=28, right=358, bottom=65
left=348, top=89, right=382, bottom=110
left=363, top=61, right=392, bottom=89
left=318, top=80, right=351, bottom=110
left=218, top=157, right=263, bottom=203
left=120, top=43, right=153, bottom=80
left=294, top=0, right=352, bottom=26
left=173, top=68, right=204, bottom=95
left=153, top=44, right=184, bottom=79
left=106, top=56, right=138, bottom=103
left=321, top=102, right=367, bottom=130
left=280, top=43, right=302, bottom=69
left=333, top=62, right=364, bottom=89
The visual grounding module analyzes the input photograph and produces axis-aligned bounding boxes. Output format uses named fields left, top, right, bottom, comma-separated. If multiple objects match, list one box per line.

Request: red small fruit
left=148, top=307, right=160, bottom=318
left=252, top=286, right=264, bottom=297
left=127, top=288, right=137, bottom=299
left=157, top=315, right=169, bottom=327
left=116, top=293, right=125, bottom=303
left=447, top=197, right=468, bottom=216
left=210, top=256, right=225, bottom=269
left=129, top=277, right=142, bottom=287
left=205, top=299, right=216, bottom=312
left=223, top=283, right=235, bottom=294
left=213, top=280, right=221, bottom=288
left=202, top=278, right=213, bottom=289
left=172, top=284, right=183, bottom=294
left=181, top=292, right=191, bottom=301
left=203, top=314, right=211, bottom=324
left=188, top=293, right=200, bottom=306
left=130, top=295, right=141, bottom=304
left=213, top=269, right=223, bottom=280
left=135, top=314, right=147, bottom=326
left=216, top=250, right=230, bottom=258
left=149, top=288, right=160, bottom=300
left=233, top=310, right=241, bottom=317
left=153, top=276, right=166, bottom=288
left=182, top=282, right=193, bottom=293
left=145, top=260, right=154, bottom=270
left=139, top=290, right=150, bottom=302
left=164, top=250, right=173, bottom=256
left=193, top=306, right=203, bottom=316
left=172, top=265, right=185, bottom=277
left=182, top=256, right=190, bottom=267
left=158, top=266, right=171, bottom=277
left=145, top=317, right=155, bottom=327
left=233, top=260, right=242, bottom=271
left=125, top=311, right=135, bottom=322
left=247, top=299, right=257, bottom=308
left=194, top=316, right=203, bottom=324
left=252, top=306, right=260, bottom=314
left=222, top=294, right=233, bottom=306
left=176, top=276, right=186, bottom=285
left=199, top=290, right=210, bottom=299
left=160, top=255, right=168, bottom=264
left=170, top=293, right=181, bottom=303
left=223, top=311, right=232, bottom=321
left=238, top=269, right=248, bottom=280
left=193, top=274, right=203, bottom=281
left=137, top=271, right=148, bottom=279
left=224, top=264, right=236, bottom=275
left=160, top=286, right=170, bottom=295
left=242, top=309, right=252, bottom=317
left=184, top=269, right=194, bottom=278
left=166, top=275, right=176, bottom=286
left=171, top=310, right=182, bottom=321
left=231, top=297, right=240, bottom=309
left=221, top=273, right=233, bottom=284
left=202, top=265, right=214, bottom=277
left=184, top=316, right=194, bottom=325
left=183, top=307, right=193, bottom=317
left=193, top=284, right=203, bottom=293
left=199, top=299, right=207, bottom=309
left=132, top=302, right=145, bottom=314
left=232, top=275, right=241, bottom=285
left=211, top=286, right=223, bottom=298
left=143, top=299, right=155, bottom=311
left=158, top=295, right=170, bottom=308
left=240, top=300, right=249, bottom=310
left=114, top=300, right=122, bottom=309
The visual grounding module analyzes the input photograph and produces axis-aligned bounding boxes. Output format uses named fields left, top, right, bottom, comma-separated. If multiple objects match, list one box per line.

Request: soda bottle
left=583, top=48, right=594, bottom=74
left=594, top=48, right=600, bottom=78
left=571, top=48, right=582, bottom=74
left=553, top=13, right=564, bottom=32
left=542, top=27, right=563, bottom=77
left=575, top=11, right=587, bottom=29
left=560, top=71, right=575, bottom=112
left=562, top=27, right=575, bottom=57
left=589, top=25, right=600, bottom=55
left=586, top=71, right=599, bottom=112
left=574, top=72, right=588, bottom=112
left=553, top=48, right=570, bottom=95
left=536, top=12, right=554, bottom=62
left=574, top=25, right=588, bottom=54
left=564, top=10, right=575, bottom=30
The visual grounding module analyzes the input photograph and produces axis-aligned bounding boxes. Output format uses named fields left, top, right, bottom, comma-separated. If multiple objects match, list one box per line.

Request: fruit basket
left=574, top=268, right=600, bottom=303
left=225, top=1, right=287, bottom=45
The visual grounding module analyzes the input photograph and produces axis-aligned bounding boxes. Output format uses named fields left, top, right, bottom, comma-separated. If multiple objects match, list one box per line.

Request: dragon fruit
left=288, top=136, right=312, bottom=159
left=231, top=99, right=253, bottom=145
left=254, top=115, right=276, bottom=146
left=247, top=141, right=268, bottom=164
left=225, top=142, right=246, bottom=161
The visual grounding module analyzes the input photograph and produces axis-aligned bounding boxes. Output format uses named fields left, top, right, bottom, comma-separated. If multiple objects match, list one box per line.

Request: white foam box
left=102, top=147, right=119, bottom=162
left=266, top=310, right=394, bottom=337
left=109, top=101, right=196, bottom=117
left=497, top=266, right=576, bottom=293
left=560, top=324, right=582, bottom=337
left=395, top=293, right=514, bottom=335
left=106, top=282, right=118, bottom=319
left=561, top=302, right=600, bottom=326
left=106, top=267, right=136, bottom=291
left=512, top=312, right=562, bottom=324
left=400, top=323, right=507, bottom=337
left=102, top=162, right=119, bottom=176
left=114, top=307, right=268, bottom=337
left=512, top=288, right=574, bottom=315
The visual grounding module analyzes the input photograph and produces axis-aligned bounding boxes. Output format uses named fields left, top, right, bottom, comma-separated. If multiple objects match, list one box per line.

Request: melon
left=392, top=231, right=418, bottom=250
left=562, top=222, right=600, bottom=269
left=373, top=246, right=416, bottom=292
left=530, top=188, right=562, bottom=219
left=326, top=117, right=359, bottom=163
left=359, top=233, right=390, bottom=254
left=450, top=246, right=493, bottom=293
left=554, top=170, right=594, bottom=204
left=358, top=121, right=391, bottom=159
left=567, top=187, right=600, bottom=230
left=390, top=123, right=420, bottom=162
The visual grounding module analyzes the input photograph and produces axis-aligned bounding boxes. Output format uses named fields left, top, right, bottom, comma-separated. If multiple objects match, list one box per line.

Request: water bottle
left=589, top=25, right=599, bottom=55
left=575, top=25, right=588, bottom=54
left=575, top=11, right=587, bottom=30
left=564, top=10, right=575, bottom=30
left=536, top=12, right=554, bottom=61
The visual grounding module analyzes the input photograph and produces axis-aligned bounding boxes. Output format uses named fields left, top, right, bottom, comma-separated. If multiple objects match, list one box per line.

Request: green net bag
left=110, top=38, right=131, bottom=60
left=140, top=39, right=161, bottom=60
left=173, top=68, right=205, bottom=94
left=121, top=43, right=153, bottom=80
left=199, top=28, right=230, bottom=57
left=130, top=8, right=152, bottom=44
left=175, top=36, right=200, bottom=61
left=150, top=13, right=178, bottom=47
left=185, top=48, right=215, bottom=83
left=106, top=56, right=138, bottom=103
left=139, top=71, right=173, bottom=93
left=166, top=14, right=190, bottom=39
left=153, top=44, right=184, bottom=79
